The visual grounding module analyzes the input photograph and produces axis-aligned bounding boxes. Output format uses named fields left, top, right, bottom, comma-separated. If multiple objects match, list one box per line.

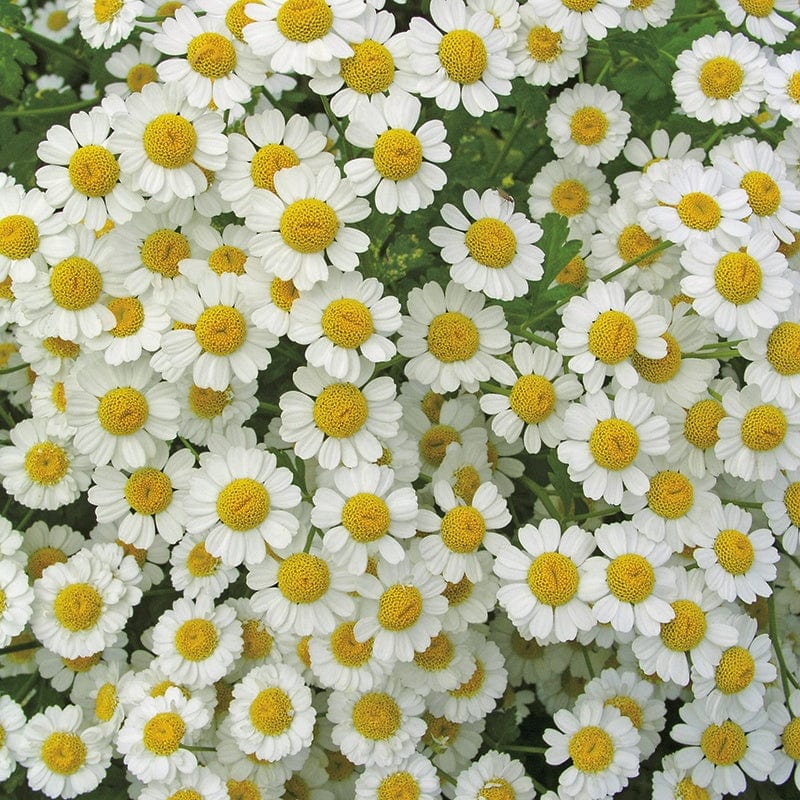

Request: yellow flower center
left=157, top=1, right=183, bottom=16
left=94, top=0, right=122, bottom=23
left=168, top=791, right=203, bottom=800
left=766, top=322, right=800, bottom=376
left=341, top=39, right=395, bottom=94
left=557, top=255, right=587, bottom=286
left=646, top=470, right=694, bottom=519
left=53, top=583, right=103, bottom=632
left=321, top=298, right=374, bottom=348
left=378, top=584, right=423, bottom=630
left=605, top=695, right=643, bottom=730
left=450, top=658, right=486, bottom=697
left=341, top=492, right=391, bottom=543
left=527, top=551, right=579, bottom=606
left=440, top=505, right=486, bottom=553
left=28, top=546, right=68, bottom=580
left=41, top=732, right=87, bottom=775
left=782, top=717, right=800, bottom=760
left=676, top=778, right=710, bottom=800
left=438, top=29, right=487, bottom=85
left=186, top=541, right=220, bottom=577
left=378, top=773, right=420, bottom=800
left=683, top=398, right=725, bottom=450
left=661, top=599, right=706, bottom=651
left=95, top=683, right=118, bottom=722
left=631, top=333, right=682, bottom=384
left=509, top=373, right=557, bottom=424
left=713, top=528, right=755, bottom=575
left=443, top=574, right=474, bottom=607
left=373, top=129, right=423, bottom=182
left=676, top=192, right=722, bottom=231
left=141, top=229, right=190, bottom=277
left=465, top=218, right=517, bottom=269
left=700, top=720, right=747, bottom=765
left=714, top=251, right=762, bottom=305
left=511, top=630, right=543, bottom=659
left=453, top=465, right=481, bottom=504
left=352, top=692, right=401, bottom=739
left=225, top=0, right=259, bottom=39
left=241, top=618, right=273, bottom=659
left=427, top=311, right=480, bottom=363
left=741, top=403, right=787, bottom=451
left=330, top=621, right=373, bottom=666
left=187, top=32, right=237, bottom=79
left=0, top=275, right=13, bottom=300
left=280, top=198, right=339, bottom=253
left=249, top=687, right=293, bottom=735
left=740, top=171, right=781, bottom=217
left=278, top=552, right=330, bottom=602
left=784, top=482, right=800, bottom=527
left=738, top=0, right=774, bottom=15
left=97, top=386, right=149, bottom=436
left=786, top=72, right=800, bottom=104
left=617, top=225, right=661, bottom=267
left=61, top=652, right=102, bottom=673
left=50, top=257, right=103, bottom=311
left=326, top=750, right=356, bottom=781
left=216, top=477, right=271, bottom=531
left=270, top=276, right=299, bottom=311
left=108, top=296, right=145, bottom=338
left=117, top=538, right=147, bottom=568
left=189, top=383, right=231, bottom=418
left=143, top=712, right=186, bottom=755
left=629, top=0, right=654, bottom=8
left=715, top=645, right=755, bottom=694
left=527, top=26, right=561, bottom=62
left=587, top=310, right=637, bottom=365
left=550, top=180, right=589, bottom=217
left=606, top=553, right=655, bottom=604
left=174, top=618, right=219, bottom=661
left=570, top=107, right=608, bottom=147
left=68, top=145, right=119, bottom=198
left=313, top=382, right=368, bottom=438
left=125, top=467, right=173, bottom=515
left=414, top=632, right=454, bottom=671
left=47, top=9, right=69, bottom=29
left=276, top=0, right=333, bottom=42
left=127, top=63, right=159, bottom=92
left=699, top=57, right=744, bottom=99
left=195, top=305, right=248, bottom=355
left=588, top=418, right=640, bottom=470
left=24, top=441, right=69, bottom=485
left=568, top=726, right=614, bottom=773
left=251, top=144, right=300, bottom=193
left=422, top=711, right=460, bottom=750
left=143, top=114, right=197, bottom=169
left=208, top=245, right=247, bottom=275
left=150, top=680, right=187, bottom=698
left=562, top=0, right=598, bottom=9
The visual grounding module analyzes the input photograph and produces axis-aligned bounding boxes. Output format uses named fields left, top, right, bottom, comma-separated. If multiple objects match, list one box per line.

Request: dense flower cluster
left=1, top=0, right=800, bottom=798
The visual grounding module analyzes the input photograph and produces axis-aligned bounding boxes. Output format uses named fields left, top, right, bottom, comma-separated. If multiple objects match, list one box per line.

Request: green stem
left=436, top=768, right=457, bottom=785
left=303, top=526, right=318, bottom=553
left=521, top=331, right=557, bottom=350
left=15, top=26, right=85, bottom=68
left=0, top=639, right=41, bottom=656
left=602, top=240, right=673, bottom=282
left=16, top=671, right=39, bottom=704
left=768, top=593, right=800, bottom=698
left=0, top=403, right=15, bottom=429
left=520, top=476, right=560, bottom=523
left=582, top=646, right=596, bottom=679
left=487, top=112, right=527, bottom=183
left=259, top=401, right=281, bottom=416
left=185, top=745, right=216, bottom=753
left=480, top=382, right=511, bottom=396
left=178, top=436, right=199, bottom=459
left=16, top=509, right=34, bottom=530
left=683, top=350, right=738, bottom=360
left=0, top=362, right=29, bottom=375
left=0, top=97, right=99, bottom=119
left=595, top=58, right=612, bottom=85
left=495, top=744, right=547, bottom=754
left=721, top=499, right=761, bottom=510
left=320, top=95, right=353, bottom=162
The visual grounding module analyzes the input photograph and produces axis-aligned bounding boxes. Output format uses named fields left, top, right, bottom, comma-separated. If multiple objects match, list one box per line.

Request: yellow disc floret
left=588, top=418, right=639, bottom=470
left=41, top=732, right=87, bottom=775
left=143, top=114, right=197, bottom=169
left=249, top=687, right=293, bottom=735
left=450, top=659, right=485, bottom=697
left=781, top=717, right=800, bottom=761
left=440, top=506, right=486, bottom=553
left=377, top=773, right=420, bottom=800
left=438, top=29, right=487, bottom=84
left=313, top=382, right=368, bottom=438
left=186, top=542, right=221, bottom=577
left=465, top=218, right=517, bottom=269
left=127, top=63, right=159, bottom=92
left=108, top=296, right=145, bottom=337
left=251, top=144, right=300, bottom=193
left=208, top=245, right=247, bottom=275
left=341, top=493, right=391, bottom=542
left=321, top=298, right=374, bottom=348
left=631, top=333, right=682, bottom=384
left=617, top=225, right=661, bottom=267
left=661, top=599, right=706, bottom=651
left=700, top=720, right=747, bottom=765
left=270, top=276, right=299, bottom=311
left=418, top=424, right=460, bottom=465
left=587, top=310, right=637, bottom=365
left=527, top=551, right=579, bottom=606
left=414, top=632, right=454, bottom=671
left=427, top=312, right=480, bottom=363
left=509, top=373, right=557, bottom=424
left=53, top=583, right=103, bottom=632
left=570, top=107, right=608, bottom=147
left=278, top=552, right=330, bottom=603
left=47, top=9, right=69, bottom=29
left=97, top=387, right=149, bottom=436
left=68, top=145, right=119, bottom=197
left=187, top=32, right=237, bottom=79
left=605, top=695, right=644, bottom=730
left=373, top=129, right=423, bottom=182
left=94, top=0, right=122, bottom=23
left=352, top=692, right=401, bottom=740
left=195, top=305, right=248, bottom=355
left=28, top=547, right=68, bottom=581
left=340, top=39, right=395, bottom=94
left=550, top=180, right=589, bottom=217
left=714, top=252, right=762, bottom=305
left=143, top=712, right=186, bottom=755
left=683, top=399, right=725, bottom=450
left=568, top=726, right=615, bottom=773
left=738, top=0, right=774, bottom=13
left=676, top=192, right=721, bottom=231
left=50, top=257, right=103, bottom=311
left=527, top=26, right=561, bottom=62
left=740, top=171, right=781, bottom=217
left=125, top=467, right=173, bottom=515
left=280, top=198, right=339, bottom=253
left=276, top=0, right=333, bottom=42
left=225, top=0, right=258, bottom=40
left=715, top=646, right=755, bottom=694
left=740, top=404, right=787, bottom=451
left=699, top=57, right=744, bottom=99
left=646, top=470, right=694, bottom=519
left=766, top=322, right=800, bottom=376
left=141, top=229, right=190, bottom=277
left=330, top=621, right=373, bottom=667
left=216, top=477, right=270, bottom=531
left=713, top=529, right=754, bottom=575
left=606, top=553, right=655, bottom=604
left=95, top=683, right=118, bottom=722
left=174, top=618, right=219, bottom=661
left=24, top=441, right=69, bottom=485
left=378, top=584, right=424, bottom=630
left=188, top=384, right=231, bottom=418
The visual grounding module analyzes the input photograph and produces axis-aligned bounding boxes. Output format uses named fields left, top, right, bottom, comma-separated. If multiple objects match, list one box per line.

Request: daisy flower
left=0, top=557, right=33, bottom=647
left=185, top=442, right=301, bottom=566
left=31, top=547, right=141, bottom=659
left=35, top=108, right=144, bottom=232
left=288, top=270, right=401, bottom=383
left=431, top=435, right=493, bottom=503
left=354, top=556, right=448, bottom=662
left=671, top=699, right=776, bottom=796
left=16, top=704, right=111, bottom=799
left=536, top=0, right=626, bottom=39
left=247, top=542, right=356, bottom=636
left=770, top=689, right=800, bottom=790
left=398, top=280, right=512, bottom=394
left=631, top=567, right=738, bottom=685
left=440, top=550, right=498, bottom=633
left=107, top=81, right=228, bottom=204
left=692, top=503, right=779, bottom=604
left=240, top=265, right=301, bottom=337
left=227, top=662, right=315, bottom=760
left=430, top=188, right=544, bottom=301
left=528, top=158, right=611, bottom=243
left=66, top=355, right=180, bottom=471
left=672, top=31, right=768, bottom=125
left=105, top=41, right=161, bottom=98
left=544, top=699, right=641, bottom=800
left=308, top=7, right=419, bottom=118
left=356, top=753, right=440, bottom=800
left=395, top=627, right=476, bottom=695
left=715, top=384, right=800, bottom=481
left=493, top=518, right=599, bottom=643
left=151, top=596, right=242, bottom=689
left=345, top=90, right=450, bottom=215
left=169, top=532, right=234, bottom=600
left=408, top=0, right=514, bottom=117
left=645, top=160, right=751, bottom=251
left=0, top=695, right=25, bottom=781
left=717, top=0, right=795, bottom=44
left=581, top=521, right=675, bottom=636
left=558, top=388, right=669, bottom=505
left=416, top=479, right=510, bottom=583
left=509, top=6, right=587, bottom=87
left=219, top=108, right=334, bottom=217
left=328, top=680, right=426, bottom=767
left=546, top=83, right=631, bottom=167
left=766, top=51, right=800, bottom=123
left=138, top=767, right=228, bottom=800
left=21, top=522, right=85, bottom=582
left=31, top=0, right=77, bottom=41
left=116, top=686, right=209, bottom=783
left=762, top=467, right=800, bottom=554
left=245, top=164, right=370, bottom=292
left=311, top=462, right=417, bottom=575
left=619, top=0, right=674, bottom=30
left=454, top=750, right=535, bottom=800
left=279, top=362, right=401, bottom=470
left=653, top=754, right=723, bottom=800
left=0, top=417, right=91, bottom=510
left=158, top=273, right=277, bottom=391
left=243, top=0, right=367, bottom=76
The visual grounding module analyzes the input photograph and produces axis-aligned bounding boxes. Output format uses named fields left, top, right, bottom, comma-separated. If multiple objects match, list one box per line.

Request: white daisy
left=105, top=40, right=161, bottom=98
left=69, top=0, right=143, bottom=47
left=20, top=522, right=85, bottom=582
left=394, top=627, right=475, bottom=695
left=170, top=532, right=237, bottom=600
left=355, top=753, right=440, bottom=800
left=31, top=0, right=77, bottom=42
left=440, top=550, right=498, bottom=633
left=138, top=766, right=228, bottom=800
left=769, top=689, right=800, bottom=790
left=454, top=750, right=535, bottom=800
left=431, top=435, right=493, bottom=504
left=766, top=51, right=800, bottom=122
left=619, top=0, right=674, bottom=30
left=717, top=0, right=795, bottom=44
left=652, top=753, right=723, bottom=800
left=762, top=466, right=800, bottom=554
left=0, top=557, right=33, bottom=647
left=0, top=695, right=25, bottom=781
left=535, top=0, right=626, bottom=39
left=239, top=266, right=301, bottom=337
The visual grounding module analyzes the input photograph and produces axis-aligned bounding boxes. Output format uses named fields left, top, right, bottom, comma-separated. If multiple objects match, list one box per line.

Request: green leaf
left=0, top=0, right=25, bottom=28
left=0, top=31, right=36, bottom=99
left=547, top=450, right=576, bottom=513
left=538, top=213, right=582, bottom=287
left=484, top=707, right=521, bottom=747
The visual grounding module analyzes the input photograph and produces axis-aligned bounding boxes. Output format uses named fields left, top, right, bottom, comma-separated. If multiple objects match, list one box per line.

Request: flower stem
left=0, top=97, right=98, bottom=118
left=520, top=475, right=560, bottom=523
left=602, top=240, right=673, bottom=282
left=0, top=639, right=41, bottom=656
left=768, top=593, right=800, bottom=698
left=487, top=111, right=527, bottom=184
left=320, top=95, right=353, bottom=162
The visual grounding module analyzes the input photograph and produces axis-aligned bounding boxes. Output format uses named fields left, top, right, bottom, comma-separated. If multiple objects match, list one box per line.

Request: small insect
left=496, top=188, right=515, bottom=207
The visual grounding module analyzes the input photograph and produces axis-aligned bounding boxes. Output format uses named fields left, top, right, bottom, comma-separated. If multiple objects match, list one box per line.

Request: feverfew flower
left=716, top=0, right=795, bottom=44
left=762, top=467, right=800, bottom=554
left=765, top=51, right=800, bottom=122
left=535, top=0, right=627, bottom=39
left=454, top=751, right=535, bottom=800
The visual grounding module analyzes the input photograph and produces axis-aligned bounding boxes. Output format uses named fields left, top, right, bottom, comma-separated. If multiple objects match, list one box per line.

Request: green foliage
left=0, top=32, right=36, bottom=99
